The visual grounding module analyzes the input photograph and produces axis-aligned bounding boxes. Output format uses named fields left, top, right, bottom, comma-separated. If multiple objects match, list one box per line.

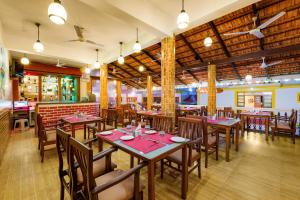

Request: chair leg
left=41, top=144, right=44, bottom=163
left=216, top=144, right=219, bottom=161
left=60, top=182, right=64, bottom=200
left=292, top=132, right=295, bottom=144
left=205, top=148, right=208, bottom=168
left=130, top=156, right=134, bottom=168
left=38, top=139, right=40, bottom=150
left=160, top=159, right=164, bottom=179
left=197, top=159, right=201, bottom=179
left=272, top=129, right=275, bottom=141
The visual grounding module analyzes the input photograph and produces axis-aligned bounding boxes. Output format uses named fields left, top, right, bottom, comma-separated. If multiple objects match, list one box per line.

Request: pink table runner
left=97, top=130, right=125, bottom=142
left=241, top=112, right=271, bottom=116
left=122, top=133, right=174, bottom=154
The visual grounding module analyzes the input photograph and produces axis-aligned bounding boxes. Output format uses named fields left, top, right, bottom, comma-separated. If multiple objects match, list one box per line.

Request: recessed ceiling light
left=204, top=37, right=212, bottom=47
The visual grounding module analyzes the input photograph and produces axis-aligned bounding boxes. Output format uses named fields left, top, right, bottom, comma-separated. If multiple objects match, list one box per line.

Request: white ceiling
left=0, top=0, right=260, bottom=68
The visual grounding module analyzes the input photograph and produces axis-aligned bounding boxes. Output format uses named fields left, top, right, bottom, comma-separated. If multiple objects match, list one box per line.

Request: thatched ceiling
left=106, top=0, right=300, bottom=88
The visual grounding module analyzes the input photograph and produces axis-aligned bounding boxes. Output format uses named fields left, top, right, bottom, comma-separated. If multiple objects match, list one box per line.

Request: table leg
left=148, top=160, right=155, bottom=200
left=72, top=125, right=75, bottom=138
left=84, top=124, right=86, bottom=139
left=241, top=116, right=245, bottom=136
left=225, top=127, right=230, bottom=162
left=265, top=117, right=269, bottom=141
left=98, top=120, right=101, bottom=132
left=235, top=123, right=239, bottom=152
left=181, top=144, right=188, bottom=200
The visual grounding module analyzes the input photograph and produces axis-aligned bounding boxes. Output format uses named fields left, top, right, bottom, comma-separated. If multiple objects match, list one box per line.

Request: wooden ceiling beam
left=107, top=67, right=143, bottom=88
left=176, top=58, right=199, bottom=82
left=110, top=62, right=135, bottom=77
left=180, top=44, right=300, bottom=73
left=208, top=21, right=242, bottom=80
left=179, top=34, right=204, bottom=62
left=127, top=54, right=161, bottom=86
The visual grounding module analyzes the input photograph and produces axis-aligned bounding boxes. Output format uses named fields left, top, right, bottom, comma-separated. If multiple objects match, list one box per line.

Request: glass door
left=61, top=76, right=77, bottom=102
left=42, top=75, right=59, bottom=101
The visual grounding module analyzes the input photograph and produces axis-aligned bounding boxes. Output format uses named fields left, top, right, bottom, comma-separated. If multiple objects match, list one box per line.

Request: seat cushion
left=77, top=158, right=117, bottom=183
left=207, top=134, right=217, bottom=145
left=271, top=122, right=291, bottom=130
left=95, top=169, right=142, bottom=200
left=166, top=149, right=200, bottom=165
left=46, top=130, right=56, bottom=142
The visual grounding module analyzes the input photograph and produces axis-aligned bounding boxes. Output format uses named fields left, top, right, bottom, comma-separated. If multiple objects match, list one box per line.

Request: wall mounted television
left=10, top=59, right=24, bottom=77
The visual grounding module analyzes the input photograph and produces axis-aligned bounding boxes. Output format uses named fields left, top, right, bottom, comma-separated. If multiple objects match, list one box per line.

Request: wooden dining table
left=96, top=128, right=189, bottom=200
left=207, top=117, right=240, bottom=162
left=240, top=111, right=271, bottom=141
left=61, top=114, right=102, bottom=138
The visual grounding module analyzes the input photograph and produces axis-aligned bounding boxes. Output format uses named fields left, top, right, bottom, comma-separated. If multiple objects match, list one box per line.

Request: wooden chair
left=152, top=115, right=173, bottom=133
left=186, top=115, right=219, bottom=168
left=217, top=110, right=234, bottom=118
left=271, top=112, right=298, bottom=144
left=37, top=114, right=57, bottom=162
left=69, top=137, right=146, bottom=200
left=161, top=117, right=205, bottom=179
left=116, top=108, right=131, bottom=127
left=56, top=128, right=118, bottom=200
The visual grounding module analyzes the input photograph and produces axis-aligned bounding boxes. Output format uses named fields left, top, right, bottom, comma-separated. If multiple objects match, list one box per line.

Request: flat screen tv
left=10, top=60, right=24, bottom=77
left=179, top=88, right=197, bottom=105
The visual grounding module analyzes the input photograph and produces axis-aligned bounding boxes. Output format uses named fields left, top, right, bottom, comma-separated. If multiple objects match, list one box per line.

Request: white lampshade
left=118, top=56, right=124, bottom=65
left=138, top=65, right=144, bottom=72
left=177, top=11, right=189, bottom=29
left=133, top=41, right=141, bottom=53
left=94, top=61, right=100, bottom=69
left=48, top=1, right=67, bottom=25
left=21, top=57, right=30, bottom=65
left=245, top=74, right=252, bottom=82
left=33, top=40, right=44, bottom=52
left=85, top=67, right=91, bottom=74
left=204, top=37, right=213, bottom=47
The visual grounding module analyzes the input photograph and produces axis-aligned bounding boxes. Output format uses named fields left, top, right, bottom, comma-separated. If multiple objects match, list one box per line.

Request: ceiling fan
left=67, top=25, right=104, bottom=47
left=181, top=71, right=186, bottom=80
left=56, top=59, right=66, bottom=68
left=223, top=11, right=286, bottom=38
left=260, top=57, right=282, bottom=69
left=150, top=53, right=161, bottom=63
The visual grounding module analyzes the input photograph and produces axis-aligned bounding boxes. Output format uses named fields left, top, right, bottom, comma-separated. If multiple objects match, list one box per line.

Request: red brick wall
left=37, top=103, right=100, bottom=124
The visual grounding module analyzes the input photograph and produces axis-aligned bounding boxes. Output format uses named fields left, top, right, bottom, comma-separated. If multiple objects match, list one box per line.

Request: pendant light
left=117, top=42, right=125, bottom=65
left=21, top=54, right=30, bottom=65
left=245, top=74, right=252, bottom=82
left=85, top=67, right=91, bottom=74
left=177, top=0, right=189, bottom=29
left=48, top=0, right=67, bottom=25
left=133, top=28, right=141, bottom=53
left=94, top=49, right=100, bottom=69
left=138, top=65, right=144, bottom=72
left=204, top=37, right=213, bottom=47
left=33, top=23, right=44, bottom=53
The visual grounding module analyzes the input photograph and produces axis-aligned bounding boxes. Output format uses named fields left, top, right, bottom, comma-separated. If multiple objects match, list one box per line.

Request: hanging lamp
left=133, top=28, right=141, bottom=53
left=21, top=54, right=30, bottom=65
left=117, top=42, right=125, bottom=64
left=177, top=0, right=189, bottom=29
left=33, top=23, right=44, bottom=52
left=48, top=0, right=67, bottom=25
left=94, top=49, right=100, bottom=69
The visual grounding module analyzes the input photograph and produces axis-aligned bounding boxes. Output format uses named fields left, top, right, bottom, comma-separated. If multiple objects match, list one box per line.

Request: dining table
left=96, top=127, right=189, bottom=200
left=137, top=111, right=161, bottom=126
left=61, top=114, right=102, bottom=138
left=240, top=111, right=271, bottom=141
left=207, top=117, right=240, bottom=162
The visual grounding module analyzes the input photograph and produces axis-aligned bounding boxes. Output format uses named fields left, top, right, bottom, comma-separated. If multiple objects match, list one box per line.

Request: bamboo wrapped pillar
left=100, top=64, right=108, bottom=110
left=116, top=80, right=122, bottom=107
left=161, top=35, right=176, bottom=122
left=147, top=75, right=153, bottom=111
left=196, top=88, right=201, bottom=105
left=208, top=64, right=216, bottom=115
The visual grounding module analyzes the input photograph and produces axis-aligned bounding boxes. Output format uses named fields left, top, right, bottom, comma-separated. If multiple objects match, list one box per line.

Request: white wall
left=217, top=90, right=235, bottom=107
left=276, top=87, right=300, bottom=110
left=80, top=80, right=87, bottom=99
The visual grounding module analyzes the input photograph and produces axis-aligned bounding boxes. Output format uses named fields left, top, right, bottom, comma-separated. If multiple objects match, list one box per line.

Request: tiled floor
left=0, top=129, right=299, bottom=200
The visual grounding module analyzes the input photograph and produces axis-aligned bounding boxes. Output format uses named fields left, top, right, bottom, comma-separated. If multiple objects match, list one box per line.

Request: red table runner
left=96, top=130, right=125, bottom=142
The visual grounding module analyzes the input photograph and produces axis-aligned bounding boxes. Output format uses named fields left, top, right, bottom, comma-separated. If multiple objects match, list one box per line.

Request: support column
left=147, top=75, right=153, bottom=111
left=126, top=85, right=129, bottom=104
left=116, top=80, right=122, bottom=107
left=86, top=79, right=92, bottom=97
left=100, top=64, right=108, bottom=110
left=196, top=88, right=201, bottom=106
left=161, top=35, right=176, bottom=122
left=208, top=64, right=216, bottom=115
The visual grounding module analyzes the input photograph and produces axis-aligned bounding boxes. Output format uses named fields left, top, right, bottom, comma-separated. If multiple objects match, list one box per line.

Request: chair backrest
left=69, top=137, right=95, bottom=199
left=116, top=108, right=125, bottom=123
left=128, top=110, right=138, bottom=122
left=152, top=115, right=173, bottom=133
left=224, top=107, right=232, bottom=111
left=177, top=117, right=206, bottom=152
left=37, top=114, right=47, bottom=141
left=103, top=109, right=117, bottom=126
left=217, top=110, right=234, bottom=118
left=56, top=128, right=72, bottom=194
